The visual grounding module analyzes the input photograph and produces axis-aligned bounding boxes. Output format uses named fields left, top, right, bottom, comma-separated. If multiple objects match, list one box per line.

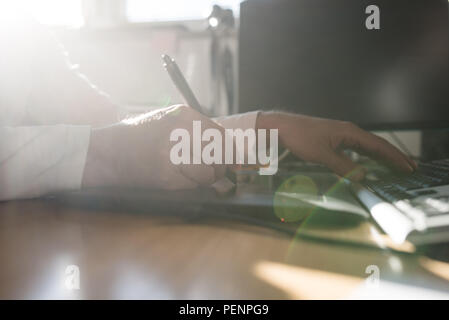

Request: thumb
left=323, top=151, right=366, bottom=182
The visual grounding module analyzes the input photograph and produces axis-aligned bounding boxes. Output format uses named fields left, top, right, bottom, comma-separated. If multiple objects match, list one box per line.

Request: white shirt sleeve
left=0, top=125, right=90, bottom=201
left=0, top=12, right=117, bottom=201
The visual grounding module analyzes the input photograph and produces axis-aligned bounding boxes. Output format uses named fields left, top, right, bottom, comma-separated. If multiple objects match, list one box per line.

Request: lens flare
left=273, top=175, right=318, bottom=223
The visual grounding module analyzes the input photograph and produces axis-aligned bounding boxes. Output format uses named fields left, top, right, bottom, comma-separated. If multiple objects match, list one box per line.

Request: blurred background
left=2, top=0, right=242, bottom=116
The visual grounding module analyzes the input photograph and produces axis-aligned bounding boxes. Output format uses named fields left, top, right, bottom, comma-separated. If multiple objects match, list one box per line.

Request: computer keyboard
left=364, top=159, right=449, bottom=207
left=352, top=158, right=449, bottom=244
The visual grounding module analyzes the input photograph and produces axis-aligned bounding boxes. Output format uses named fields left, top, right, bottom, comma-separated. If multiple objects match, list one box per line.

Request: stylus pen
left=162, top=54, right=235, bottom=194
left=162, top=54, right=208, bottom=115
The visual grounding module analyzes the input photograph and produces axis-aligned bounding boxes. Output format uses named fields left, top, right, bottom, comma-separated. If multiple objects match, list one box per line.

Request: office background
left=14, top=0, right=449, bottom=158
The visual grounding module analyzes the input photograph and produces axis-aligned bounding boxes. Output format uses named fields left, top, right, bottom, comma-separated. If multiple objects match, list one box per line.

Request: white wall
left=58, top=26, right=219, bottom=113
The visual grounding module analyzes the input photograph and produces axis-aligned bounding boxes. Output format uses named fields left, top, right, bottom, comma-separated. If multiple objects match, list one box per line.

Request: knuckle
left=173, top=104, right=184, bottom=112
left=172, top=104, right=192, bottom=114
left=177, top=104, right=190, bottom=110
left=179, top=104, right=194, bottom=112
left=175, top=104, right=200, bottom=119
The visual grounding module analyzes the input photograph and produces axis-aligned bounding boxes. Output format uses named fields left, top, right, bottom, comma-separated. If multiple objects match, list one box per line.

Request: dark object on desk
left=55, top=183, right=298, bottom=235
left=208, top=5, right=237, bottom=115
left=55, top=170, right=416, bottom=252
left=239, top=0, right=449, bottom=130
left=54, top=172, right=372, bottom=242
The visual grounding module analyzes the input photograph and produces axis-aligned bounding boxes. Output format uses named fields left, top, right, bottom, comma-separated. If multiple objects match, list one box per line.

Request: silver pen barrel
left=162, top=54, right=206, bottom=115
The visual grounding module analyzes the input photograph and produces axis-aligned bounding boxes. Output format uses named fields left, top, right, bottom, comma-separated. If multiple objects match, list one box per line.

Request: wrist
left=257, top=111, right=277, bottom=130
left=257, top=111, right=290, bottom=132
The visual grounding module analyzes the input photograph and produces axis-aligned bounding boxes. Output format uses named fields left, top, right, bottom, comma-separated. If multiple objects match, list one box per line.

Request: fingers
left=162, top=162, right=226, bottom=190
left=323, top=151, right=366, bottom=182
left=340, top=124, right=416, bottom=173
left=170, top=104, right=229, bottom=186
left=213, top=165, right=227, bottom=181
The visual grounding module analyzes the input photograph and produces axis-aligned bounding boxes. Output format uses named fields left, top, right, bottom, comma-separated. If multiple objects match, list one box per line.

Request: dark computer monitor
left=238, top=0, right=449, bottom=130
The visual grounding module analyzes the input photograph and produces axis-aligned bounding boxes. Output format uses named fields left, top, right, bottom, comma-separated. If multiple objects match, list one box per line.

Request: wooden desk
left=1, top=198, right=449, bottom=299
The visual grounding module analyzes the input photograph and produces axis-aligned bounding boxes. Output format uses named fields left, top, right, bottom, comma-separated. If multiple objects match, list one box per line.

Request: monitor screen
left=239, top=0, right=449, bottom=130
